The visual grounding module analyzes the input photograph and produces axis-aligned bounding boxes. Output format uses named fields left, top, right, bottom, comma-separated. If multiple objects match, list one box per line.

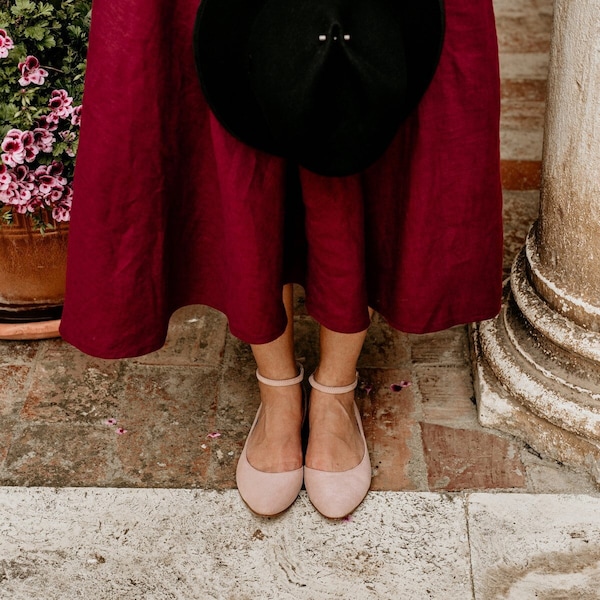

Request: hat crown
left=194, top=0, right=445, bottom=176
left=247, top=0, right=409, bottom=174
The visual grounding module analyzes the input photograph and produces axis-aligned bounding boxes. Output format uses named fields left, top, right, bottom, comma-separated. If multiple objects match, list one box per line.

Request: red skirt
left=60, top=0, right=503, bottom=359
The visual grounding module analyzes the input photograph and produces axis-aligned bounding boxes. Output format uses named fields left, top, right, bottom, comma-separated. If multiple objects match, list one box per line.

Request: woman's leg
left=247, top=284, right=304, bottom=473
left=305, top=320, right=371, bottom=471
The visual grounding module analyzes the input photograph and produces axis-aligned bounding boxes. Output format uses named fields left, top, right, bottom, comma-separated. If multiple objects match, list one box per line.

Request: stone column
left=472, top=0, right=600, bottom=483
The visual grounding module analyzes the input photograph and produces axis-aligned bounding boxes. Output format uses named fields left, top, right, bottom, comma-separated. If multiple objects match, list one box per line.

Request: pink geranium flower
left=10, top=165, right=35, bottom=209
left=0, top=29, right=14, bottom=59
left=71, top=105, right=82, bottom=127
left=51, top=185, right=72, bottom=222
left=48, top=89, right=74, bottom=119
left=18, top=56, right=49, bottom=86
left=32, top=128, right=56, bottom=153
left=0, top=164, right=11, bottom=192
left=38, top=174, right=62, bottom=196
left=34, top=162, right=67, bottom=197
left=20, top=131, right=40, bottom=163
left=1, top=129, right=26, bottom=167
left=46, top=161, right=67, bottom=180
left=0, top=182, right=19, bottom=207
left=37, top=114, right=60, bottom=132
left=29, top=162, right=71, bottom=221
left=0, top=166, right=18, bottom=207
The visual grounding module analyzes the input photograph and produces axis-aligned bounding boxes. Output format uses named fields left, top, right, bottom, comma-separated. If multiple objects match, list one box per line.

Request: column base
left=471, top=248, right=600, bottom=485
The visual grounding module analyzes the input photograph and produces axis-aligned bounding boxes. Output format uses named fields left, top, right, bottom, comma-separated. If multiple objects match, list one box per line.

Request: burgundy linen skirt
left=60, top=0, right=503, bottom=359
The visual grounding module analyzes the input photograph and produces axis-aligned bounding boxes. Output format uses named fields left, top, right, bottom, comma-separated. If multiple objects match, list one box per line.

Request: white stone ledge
left=0, top=489, right=472, bottom=600
left=2, top=488, right=600, bottom=600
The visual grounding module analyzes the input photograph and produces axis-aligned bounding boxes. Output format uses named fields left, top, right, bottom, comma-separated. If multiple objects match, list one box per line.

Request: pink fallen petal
left=390, top=381, right=412, bottom=392
left=207, top=432, right=222, bottom=439
left=116, top=428, right=128, bottom=435
left=105, top=418, right=117, bottom=426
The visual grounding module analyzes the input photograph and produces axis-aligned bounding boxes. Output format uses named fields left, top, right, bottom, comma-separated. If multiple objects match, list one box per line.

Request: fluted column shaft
left=532, top=0, right=600, bottom=330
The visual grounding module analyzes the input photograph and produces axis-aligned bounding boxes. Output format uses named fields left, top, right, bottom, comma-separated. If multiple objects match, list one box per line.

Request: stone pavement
left=2, top=0, right=600, bottom=597
left=1, top=297, right=597, bottom=494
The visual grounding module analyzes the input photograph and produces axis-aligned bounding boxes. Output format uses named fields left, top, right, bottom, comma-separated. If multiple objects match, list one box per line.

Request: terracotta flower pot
left=0, top=213, right=68, bottom=337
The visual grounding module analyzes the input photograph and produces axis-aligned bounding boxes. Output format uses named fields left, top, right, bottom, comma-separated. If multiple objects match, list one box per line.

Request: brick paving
left=0, top=0, right=596, bottom=494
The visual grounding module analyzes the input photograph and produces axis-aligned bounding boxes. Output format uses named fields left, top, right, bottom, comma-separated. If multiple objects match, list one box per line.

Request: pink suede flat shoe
left=304, top=372, right=372, bottom=519
left=236, top=364, right=305, bottom=517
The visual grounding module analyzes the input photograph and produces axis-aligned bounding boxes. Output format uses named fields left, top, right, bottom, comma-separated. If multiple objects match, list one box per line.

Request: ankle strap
left=256, top=363, right=304, bottom=387
left=308, top=372, right=359, bottom=395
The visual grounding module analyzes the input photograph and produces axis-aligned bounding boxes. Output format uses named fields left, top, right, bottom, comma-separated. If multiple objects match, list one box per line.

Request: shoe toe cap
left=304, top=458, right=372, bottom=519
left=236, top=459, right=303, bottom=516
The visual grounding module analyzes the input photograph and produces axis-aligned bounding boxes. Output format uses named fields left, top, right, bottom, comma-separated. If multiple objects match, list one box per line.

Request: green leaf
left=12, top=0, right=36, bottom=17
left=1, top=210, right=15, bottom=226
left=24, top=24, right=46, bottom=40
left=41, top=34, right=57, bottom=49
left=36, top=3, right=55, bottom=18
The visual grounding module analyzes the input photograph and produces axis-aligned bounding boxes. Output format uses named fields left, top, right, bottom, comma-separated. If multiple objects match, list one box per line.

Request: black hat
left=194, top=0, right=445, bottom=176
